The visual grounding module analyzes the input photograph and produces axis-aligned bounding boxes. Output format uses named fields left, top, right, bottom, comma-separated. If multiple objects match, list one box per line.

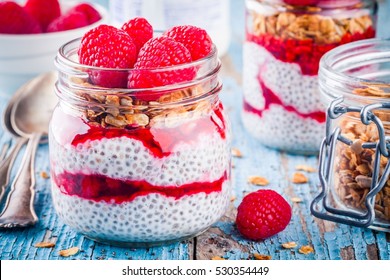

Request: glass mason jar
left=311, top=39, right=390, bottom=232
left=243, top=0, right=377, bottom=155
left=49, top=38, right=232, bottom=246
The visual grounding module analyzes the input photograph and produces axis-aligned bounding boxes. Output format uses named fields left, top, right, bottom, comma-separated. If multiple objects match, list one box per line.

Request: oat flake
left=231, top=148, right=243, bottom=158
left=299, top=245, right=314, bottom=255
left=211, top=256, right=225, bottom=260
left=34, top=242, right=55, bottom=248
left=281, top=242, right=297, bottom=249
left=291, top=197, right=303, bottom=203
left=248, top=176, right=269, bottom=186
left=40, top=171, right=49, bottom=179
left=292, top=172, right=309, bottom=184
left=295, top=165, right=316, bottom=173
left=253, top=253, right=272, bottom=260
left=59, top=247, right=79, bottom=257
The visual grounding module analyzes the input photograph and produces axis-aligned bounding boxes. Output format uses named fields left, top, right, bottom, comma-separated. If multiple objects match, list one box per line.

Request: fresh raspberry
left=129, top=36, right=194, bottom=90
left=236, top=190, right=292, bottom=240
left=164, top=25, right=212, bottom=60
left=134, top=36, right=192, bottom=68
left=121, top=17, right=153, bottom=54
left=69, top=3, right=102, bottom=25
left=0, top=1, right=42, bottom=34
left=78, top=25, right=137, bottom=88
left=283, top=0, right=319, bottom=5
left=47, top=11, right=89, bottom=32
left=24, top=0, right=61, bottom=31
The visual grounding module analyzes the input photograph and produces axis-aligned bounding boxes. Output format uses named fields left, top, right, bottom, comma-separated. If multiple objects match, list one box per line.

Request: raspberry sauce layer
left=51, top=104, right=226, bottom=159
left=53, top=171, right=228, bottom=204
left=244, top=75, right=326, bottom=123
left=246, top=27, right=376, bottom=76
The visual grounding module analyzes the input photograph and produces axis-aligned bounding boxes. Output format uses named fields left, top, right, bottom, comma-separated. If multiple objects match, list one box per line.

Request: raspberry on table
left=47, top=11, right=89, bottom=32
left=121, top=17, right=153, bottom=54
left=0, top=1, right=42, bottom=34
left=164, top=25, right=213, bottom=60
left=24, top=0, right=61, bottom=31
left=236, top=189, right=292, bottom=240
left=129, top=36, right=194, bottom=89
left=69, top=3, right=102, bottom=25
left=78, top=25, right=137, bottom=88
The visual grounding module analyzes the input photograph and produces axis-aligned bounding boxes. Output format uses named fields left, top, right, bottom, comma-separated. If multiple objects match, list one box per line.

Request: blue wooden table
left=0, top=0, right=390, bottom=260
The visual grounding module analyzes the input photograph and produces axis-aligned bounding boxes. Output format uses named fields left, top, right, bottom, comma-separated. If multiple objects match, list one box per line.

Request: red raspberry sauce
left=53, top=171, right=227, bottom=203
left=244, top=77, right=326, bottom=122
left=246, top=26, right=376, bottom=76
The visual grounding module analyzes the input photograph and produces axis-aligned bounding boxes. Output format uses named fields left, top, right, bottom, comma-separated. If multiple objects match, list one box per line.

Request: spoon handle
left=0, top=133, right=41, bottom=228
left=0, top=137, right=27, bottom=203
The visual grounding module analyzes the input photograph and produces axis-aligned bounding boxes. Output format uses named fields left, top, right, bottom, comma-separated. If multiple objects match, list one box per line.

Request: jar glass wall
left=243, top=0, right=377, bottom=155
left=49, top=38, right=232, bottom=246
left=314, top=39, right=390, bottom=231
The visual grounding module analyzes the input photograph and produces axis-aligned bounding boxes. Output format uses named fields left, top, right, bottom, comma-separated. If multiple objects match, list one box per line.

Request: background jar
left=242, top=0, right=377, bottom=155
left=50, top=38, right=232, bottom=246
left=108, top=0, right=231, bottom=57
left=313, top=39, right=390, bottom=231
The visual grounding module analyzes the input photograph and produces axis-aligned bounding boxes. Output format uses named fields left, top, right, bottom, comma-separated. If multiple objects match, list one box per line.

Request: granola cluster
left=72, top=78, right=213, bottom=129
left=251, top=9, right=374, bottom=44
left=335, top=85, right=390, bottom=221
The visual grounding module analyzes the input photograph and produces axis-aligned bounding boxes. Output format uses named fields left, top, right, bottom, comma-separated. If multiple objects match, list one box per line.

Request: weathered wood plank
left=377, top=232, right=390, bottom=260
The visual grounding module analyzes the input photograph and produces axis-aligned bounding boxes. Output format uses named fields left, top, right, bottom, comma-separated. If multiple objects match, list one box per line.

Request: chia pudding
left=243, top=0, right=376, bottom=154
left=50, top=26, right=231, bottom=246
left=50, top=104, right=231, bottom=244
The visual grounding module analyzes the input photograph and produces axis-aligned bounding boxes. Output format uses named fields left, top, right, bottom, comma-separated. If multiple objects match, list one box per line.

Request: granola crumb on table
left=248, top=176, right=270, bottom=186
left=292, top=172, right=309, bottom=184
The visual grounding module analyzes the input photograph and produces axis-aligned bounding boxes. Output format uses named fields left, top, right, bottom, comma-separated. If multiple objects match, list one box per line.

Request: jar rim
left=319, top=38, right=390, bottom=103
left=247, top=0, right=374, bottom=11
left=55, top=37, right=222, bottom=107
left=56, top=37, right=218, bottom=74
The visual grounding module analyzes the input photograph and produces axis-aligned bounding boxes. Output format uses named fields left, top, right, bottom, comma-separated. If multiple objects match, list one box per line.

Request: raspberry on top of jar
left=50, top=18, right=231, bottom=245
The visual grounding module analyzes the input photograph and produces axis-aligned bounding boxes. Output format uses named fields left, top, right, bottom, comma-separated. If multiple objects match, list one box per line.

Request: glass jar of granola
left=311, top=39, right=390, bottom=232
left=243, top=0, right=377, bottom=155
left=49, top=38, right=231, bottom=246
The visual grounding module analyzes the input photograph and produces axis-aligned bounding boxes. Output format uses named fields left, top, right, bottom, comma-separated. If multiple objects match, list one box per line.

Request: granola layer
left=247, top=5, right=375, bottom=75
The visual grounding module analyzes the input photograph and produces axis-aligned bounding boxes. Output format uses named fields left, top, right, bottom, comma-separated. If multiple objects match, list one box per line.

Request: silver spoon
left=0, top=80, right=32, bottom=204
left=0, top=72, right=57, bottom=228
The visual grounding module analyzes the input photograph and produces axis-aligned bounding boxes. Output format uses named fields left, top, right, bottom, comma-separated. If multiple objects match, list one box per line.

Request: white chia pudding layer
left=258, top=55, right=324, bottom=114
left=242, top=42, right=326, bottom=154
left=243, top=43, right=269, bottom=110
left=50, top=131, right=229, bottom=186
left=243, top=42, right=324, bottom=113
left=242, top=105, right=325, bottom=154
left=52, top=180, right=231, bottom=244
